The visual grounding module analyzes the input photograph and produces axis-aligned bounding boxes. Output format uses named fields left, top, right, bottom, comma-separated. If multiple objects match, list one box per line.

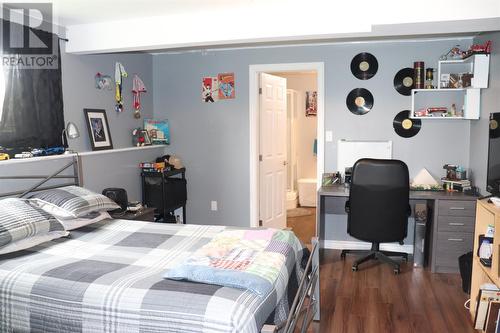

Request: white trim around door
left=249, top=62, right=325, bottom=228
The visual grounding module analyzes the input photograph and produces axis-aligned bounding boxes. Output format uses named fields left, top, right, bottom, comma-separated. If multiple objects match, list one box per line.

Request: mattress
left=0, top=219, right=304, bottom=333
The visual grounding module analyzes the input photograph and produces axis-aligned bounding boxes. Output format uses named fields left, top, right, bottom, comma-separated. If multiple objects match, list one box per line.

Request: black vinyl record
left=393, top=110, right=421, bottom=138
left=490, top=113, right=500, bottom=139
left=394, top=68, right=415, bottom=96
left=346, top=88, right=374, bottom=115
left=350, top=52, right=378, bottom=80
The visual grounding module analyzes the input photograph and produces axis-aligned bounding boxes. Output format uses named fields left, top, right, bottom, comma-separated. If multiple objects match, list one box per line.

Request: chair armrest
left=345, top=200, right=350, bottom=213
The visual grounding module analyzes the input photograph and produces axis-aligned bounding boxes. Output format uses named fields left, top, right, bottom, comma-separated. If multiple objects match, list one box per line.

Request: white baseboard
left=322, top=240, right=414, bottom=254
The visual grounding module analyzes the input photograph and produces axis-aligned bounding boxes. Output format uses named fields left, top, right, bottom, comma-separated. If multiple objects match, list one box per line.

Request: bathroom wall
left=273, top=72, right=318, bottom=181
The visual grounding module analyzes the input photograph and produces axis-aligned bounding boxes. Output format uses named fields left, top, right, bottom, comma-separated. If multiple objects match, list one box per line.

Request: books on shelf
left=475, top=284, right=500, bottom=330
left=441, top=178, right=472, bottom=192
left=485, top=301, right=500, bottom=333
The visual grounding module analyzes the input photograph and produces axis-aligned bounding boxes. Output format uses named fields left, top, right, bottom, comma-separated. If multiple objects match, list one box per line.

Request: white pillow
left=27, top=186, right=120, bottom=219
left=0, top=231, right=69, bottom=255
left=58, top=211, right=112, bottom=231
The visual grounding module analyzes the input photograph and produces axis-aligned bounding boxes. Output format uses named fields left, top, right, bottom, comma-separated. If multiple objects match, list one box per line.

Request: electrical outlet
left=211, top=201, right=218, bottom=211
left=325, top=130, right=333, bottom=142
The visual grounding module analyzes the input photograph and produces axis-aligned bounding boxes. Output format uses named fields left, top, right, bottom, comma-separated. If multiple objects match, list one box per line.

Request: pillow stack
left=0, top=186, right=120, bottom=255
left=0, top=198, right=68, bottom=255
left=27, top=185, right=119, bottom=230
left=27, top=185, right=119, bottom=219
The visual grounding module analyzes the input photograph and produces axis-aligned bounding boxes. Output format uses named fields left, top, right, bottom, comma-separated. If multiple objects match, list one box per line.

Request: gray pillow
left=27, top=186, right=120, bottom=219
left=0, top=198, right=67, bottom=252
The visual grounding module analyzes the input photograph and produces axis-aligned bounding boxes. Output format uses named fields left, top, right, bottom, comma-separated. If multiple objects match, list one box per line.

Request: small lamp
left=62, top=122, right=80, bottom=153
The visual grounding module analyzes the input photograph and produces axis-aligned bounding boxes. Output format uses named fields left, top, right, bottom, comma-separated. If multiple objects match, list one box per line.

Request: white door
left=259, top=73, right=287, bottom=229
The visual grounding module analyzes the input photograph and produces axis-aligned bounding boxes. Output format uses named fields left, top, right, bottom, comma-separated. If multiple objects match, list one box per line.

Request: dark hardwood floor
left=286, top=207, right=475, bottom=333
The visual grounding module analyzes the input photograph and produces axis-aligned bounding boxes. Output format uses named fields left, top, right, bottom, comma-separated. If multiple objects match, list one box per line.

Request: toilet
left=286, top=190, right=298, bottom=210
left=297, top=178, right=317, bottom=207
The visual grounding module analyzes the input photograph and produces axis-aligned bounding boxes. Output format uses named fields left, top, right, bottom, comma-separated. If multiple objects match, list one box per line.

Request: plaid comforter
left=0, top=219, right=304, bottom=333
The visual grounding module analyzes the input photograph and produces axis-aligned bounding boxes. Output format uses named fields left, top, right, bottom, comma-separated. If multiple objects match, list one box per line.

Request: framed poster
left=144, top=119, right=170, bottom=145
left=202, top=77, right=218, bottom=102
left=83, top=109, right=113, bottom=151
left=306, top=91, right=317, bottom=117
left=218, top=72, right=235, bottom=99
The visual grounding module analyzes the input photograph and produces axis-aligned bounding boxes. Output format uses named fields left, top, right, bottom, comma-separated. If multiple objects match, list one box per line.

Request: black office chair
left=340, top=158, right=410, bottom=274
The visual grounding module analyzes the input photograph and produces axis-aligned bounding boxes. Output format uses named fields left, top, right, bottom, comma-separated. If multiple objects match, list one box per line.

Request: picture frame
left=83, top=109, right=113, bottom=151
left=140, top=129, right=151, bottom=145
left=144, top=119, right=170, bottom=145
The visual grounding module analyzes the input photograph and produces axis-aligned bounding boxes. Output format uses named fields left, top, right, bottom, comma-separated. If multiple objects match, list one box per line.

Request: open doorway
left=249, top=63, right=324, bottom=246
left=272, top=71, right=318, bottom=245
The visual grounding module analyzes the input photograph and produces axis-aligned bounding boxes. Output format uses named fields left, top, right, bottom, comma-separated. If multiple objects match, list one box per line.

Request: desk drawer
left=435, top=231, right=473, bottom=268
left=438, top=200, right=476, bottom=217
left=437, top=216, right=475, bottom=233
left=323, top=196, right=348, bottom=215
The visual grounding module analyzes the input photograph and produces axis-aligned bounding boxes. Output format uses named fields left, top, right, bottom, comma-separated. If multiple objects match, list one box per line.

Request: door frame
left=249, top=62, right=325, bottom=228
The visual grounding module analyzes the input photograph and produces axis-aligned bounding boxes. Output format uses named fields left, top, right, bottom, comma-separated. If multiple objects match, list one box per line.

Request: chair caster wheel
left=394, top=268, right=400, bottom=275
left=352, top=265, right=358, bottom=272
left=340, top=252, right=346, bottom=260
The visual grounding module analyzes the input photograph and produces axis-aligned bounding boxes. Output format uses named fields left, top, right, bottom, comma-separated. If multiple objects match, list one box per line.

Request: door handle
left=449, top=222, right=465, bottom=226
left=447, top=238, right=464, bottom=242
left=449, top=207, right=465, bottom=210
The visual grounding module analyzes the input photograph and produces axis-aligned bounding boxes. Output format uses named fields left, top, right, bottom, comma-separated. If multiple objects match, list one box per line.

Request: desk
left=312, top=184, right=477, bottom=320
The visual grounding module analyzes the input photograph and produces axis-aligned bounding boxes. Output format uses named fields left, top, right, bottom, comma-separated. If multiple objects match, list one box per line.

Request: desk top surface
left=319, top=184, right=478, bottom=201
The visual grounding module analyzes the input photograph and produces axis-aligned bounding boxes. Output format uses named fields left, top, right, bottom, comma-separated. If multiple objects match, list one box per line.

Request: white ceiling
left=22, top=0, right=281, bottom=26
left=3, top=0, right=499, bottom=53
left=7, top=0, right=500, bottom=28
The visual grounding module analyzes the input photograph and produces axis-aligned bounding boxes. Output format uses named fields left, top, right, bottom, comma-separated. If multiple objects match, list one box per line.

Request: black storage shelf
left=141, top=168, right=187, bottom=223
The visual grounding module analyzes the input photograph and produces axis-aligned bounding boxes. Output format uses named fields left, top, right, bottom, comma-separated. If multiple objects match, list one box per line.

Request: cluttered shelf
left=470, top=200, right=500, bottom=331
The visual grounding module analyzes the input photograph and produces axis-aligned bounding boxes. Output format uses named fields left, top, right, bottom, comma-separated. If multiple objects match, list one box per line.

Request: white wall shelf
left=438, top=54, right=490, bottom=89
left=411, top=54, right=489, bottom=120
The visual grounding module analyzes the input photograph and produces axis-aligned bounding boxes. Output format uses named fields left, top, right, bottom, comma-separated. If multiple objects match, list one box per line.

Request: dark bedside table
left=111, top=207, right=156, bottom=222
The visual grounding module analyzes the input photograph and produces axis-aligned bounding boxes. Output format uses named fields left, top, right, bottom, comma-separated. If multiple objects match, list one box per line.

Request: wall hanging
left=218, top=72, right=235, bottom=99
left=350, top=52, right=378, bottom=80
left=202, top=77, right=218, bottom=103
left=393, top=67, right=415, bottom=96
left=305, top=91, right=317, bottom=117
left=346, top=88, right=373, bottom=115
left=132, top=74, right=147, bottom=118
left=84, top=109, right=113, bottom=150
left=114, top=62, right=128, bottom=112
left=393, top=110, right=421, bottom=138
left=95, top=73, right=112, bottom=90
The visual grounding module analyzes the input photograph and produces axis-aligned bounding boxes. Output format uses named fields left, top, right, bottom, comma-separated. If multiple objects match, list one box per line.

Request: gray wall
left=470, top=31, right=500, bottom=194
left=153, top=37, right=474, bottom=230
left=0, top=48, right=163, bottom=203
left=61, top=47, right=154, bottom=151
left=0, top=146, right=167, bottom=202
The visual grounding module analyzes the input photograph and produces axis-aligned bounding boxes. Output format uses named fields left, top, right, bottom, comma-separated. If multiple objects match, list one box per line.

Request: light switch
left=325, top=131, right=333, bottom=142
left=211, top=201, right=218, bottom=211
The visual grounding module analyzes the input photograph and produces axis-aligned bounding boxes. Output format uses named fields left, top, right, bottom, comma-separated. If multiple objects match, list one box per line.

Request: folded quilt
left=164, top=228, right=303, bottom=297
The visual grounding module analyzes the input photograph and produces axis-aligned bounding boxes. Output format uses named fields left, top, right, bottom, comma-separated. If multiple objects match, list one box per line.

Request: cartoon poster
left=202, top=77, right=218, bottom=103
left=218, top=72, right=235, bottom=100
left=305, top=91, right=317, bottom=117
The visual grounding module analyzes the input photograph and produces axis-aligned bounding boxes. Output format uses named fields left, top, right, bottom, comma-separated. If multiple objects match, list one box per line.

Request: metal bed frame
left=0, top=155, right=81, bottom=198
left=0, top=155, right=317, bottom=333
left=262, top=241, right=319, bottom=333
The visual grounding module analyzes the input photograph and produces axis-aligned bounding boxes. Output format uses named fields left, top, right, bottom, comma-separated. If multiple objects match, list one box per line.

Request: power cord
left=464, top=298, right=471, bottom=310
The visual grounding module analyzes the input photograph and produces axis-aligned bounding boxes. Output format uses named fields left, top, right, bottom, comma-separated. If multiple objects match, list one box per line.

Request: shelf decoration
left=144, top=119, right=170, bottom=145
left=84, top=109, right=113, bottom=151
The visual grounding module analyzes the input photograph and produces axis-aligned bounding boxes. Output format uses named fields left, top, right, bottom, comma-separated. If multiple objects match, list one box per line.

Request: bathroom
left=273, top=71, right=318, bottom=224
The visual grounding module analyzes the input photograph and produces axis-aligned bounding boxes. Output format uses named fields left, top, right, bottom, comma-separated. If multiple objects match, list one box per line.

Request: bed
left=0, top=156, right=318, bottom=333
